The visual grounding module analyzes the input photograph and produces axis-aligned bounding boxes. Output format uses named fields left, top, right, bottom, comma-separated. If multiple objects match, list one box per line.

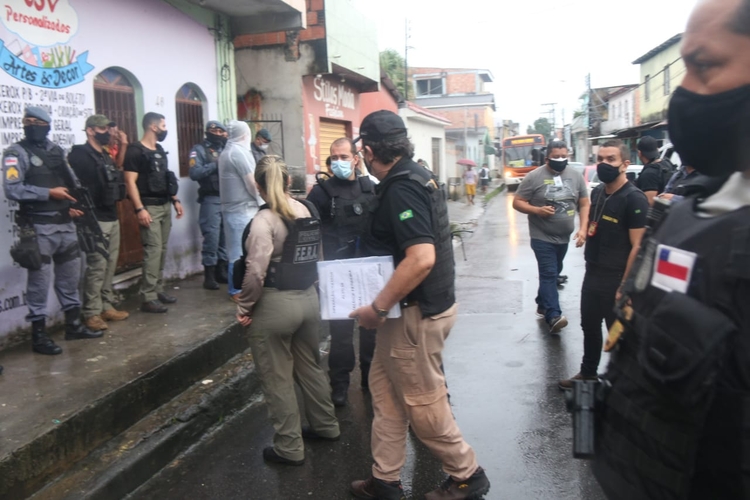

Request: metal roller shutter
left=318, top=119, right=347, bottom=172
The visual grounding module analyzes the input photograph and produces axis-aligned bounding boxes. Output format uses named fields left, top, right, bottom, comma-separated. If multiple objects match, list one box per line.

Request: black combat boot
left=215, top=260, right=228, bottom=284
left=64, top=308, right=104, bottom=340
left=31, top=319, right=62, bottom=355
left=203, top=265, right=219, bottom=290
left=350, top=477, right=406, bottom=500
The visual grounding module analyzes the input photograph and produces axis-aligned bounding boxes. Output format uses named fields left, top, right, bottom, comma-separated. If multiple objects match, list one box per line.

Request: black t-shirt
left=636, top=161, right=665, bottom=193
left=585, top=181, right=648, bottom=275
left=68, top=143, right=118, bottom=222
left=123, top=143, right=150, bottom=175
left=363, top=160, right=434, bottom=260
left=363, top=158, right=437, bottom=306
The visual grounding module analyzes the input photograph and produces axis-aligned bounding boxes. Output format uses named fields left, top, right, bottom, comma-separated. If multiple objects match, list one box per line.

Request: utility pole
left=542, top=102, right=557, bottom=141
left=404, top=19, right=410, bottom=101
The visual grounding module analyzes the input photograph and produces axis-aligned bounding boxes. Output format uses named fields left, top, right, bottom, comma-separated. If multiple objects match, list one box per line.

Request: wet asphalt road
left=130, top=192, right=608, bottom=500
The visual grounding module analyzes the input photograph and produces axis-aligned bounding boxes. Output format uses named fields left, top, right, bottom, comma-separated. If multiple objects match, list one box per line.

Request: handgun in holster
left=10, top=215, right=50, bottom=271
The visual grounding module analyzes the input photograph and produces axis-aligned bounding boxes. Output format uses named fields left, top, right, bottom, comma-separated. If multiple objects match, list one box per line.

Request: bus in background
left=502, top=134, right=546, bottom=191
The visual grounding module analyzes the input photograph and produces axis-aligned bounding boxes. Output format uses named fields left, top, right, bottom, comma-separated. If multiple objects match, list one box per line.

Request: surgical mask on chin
left=597, top=162, right=622, bottom=184
left=548, top=158, right=568, bottom=172
left=331, top=160, right=353, bottom=180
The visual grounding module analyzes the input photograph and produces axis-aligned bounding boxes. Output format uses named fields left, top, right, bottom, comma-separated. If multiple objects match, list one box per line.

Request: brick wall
left=431, top=107, right=493, bottom=130
left=409, top=68, right=483, bottom=95
left=234, top=0, right=325, bottom=48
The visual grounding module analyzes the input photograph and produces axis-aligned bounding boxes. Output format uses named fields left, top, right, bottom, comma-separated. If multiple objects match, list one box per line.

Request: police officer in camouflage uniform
left=2, top=106, right=102, bottom=356
left=189, top=121, right=228, bottom=290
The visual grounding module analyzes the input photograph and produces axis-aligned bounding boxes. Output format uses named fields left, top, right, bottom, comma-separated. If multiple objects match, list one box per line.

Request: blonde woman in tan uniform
left=235, top=155, right=339, bottom=466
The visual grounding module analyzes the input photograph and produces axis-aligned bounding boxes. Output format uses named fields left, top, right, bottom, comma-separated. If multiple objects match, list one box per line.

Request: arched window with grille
left=175, top=84, right=206, bottom=178
left=94, top=67, right=143, bottom=272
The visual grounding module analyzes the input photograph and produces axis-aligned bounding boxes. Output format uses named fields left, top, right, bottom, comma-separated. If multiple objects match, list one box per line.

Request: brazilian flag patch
left=399, top=209, right=414, bottom=221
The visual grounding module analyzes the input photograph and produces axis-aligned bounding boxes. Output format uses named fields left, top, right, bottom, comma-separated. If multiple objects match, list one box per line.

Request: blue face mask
left=331, top=160, right=353, bottom=180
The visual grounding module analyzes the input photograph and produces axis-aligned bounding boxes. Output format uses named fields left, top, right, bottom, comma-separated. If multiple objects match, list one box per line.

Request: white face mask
left=259, top=143, right=269, bottom=151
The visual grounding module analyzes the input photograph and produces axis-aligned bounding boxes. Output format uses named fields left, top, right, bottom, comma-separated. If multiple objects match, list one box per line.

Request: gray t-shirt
left=516, top=165, right=588, bottom=244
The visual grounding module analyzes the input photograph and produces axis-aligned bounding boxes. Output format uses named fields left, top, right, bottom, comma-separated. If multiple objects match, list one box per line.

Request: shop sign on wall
left=313, top=75, right=355, bottom=119
left=0, top=0, right=92, bottom=89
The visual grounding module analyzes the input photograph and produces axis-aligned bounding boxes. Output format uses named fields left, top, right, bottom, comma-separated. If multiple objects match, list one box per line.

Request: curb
left=1, top=321, right=249, bottom=500
left=31, top=351, right=261, bottom=500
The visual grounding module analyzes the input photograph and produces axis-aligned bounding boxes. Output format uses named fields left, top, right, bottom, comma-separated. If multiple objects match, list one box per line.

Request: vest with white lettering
left=264, top=199, right=322, bottom=290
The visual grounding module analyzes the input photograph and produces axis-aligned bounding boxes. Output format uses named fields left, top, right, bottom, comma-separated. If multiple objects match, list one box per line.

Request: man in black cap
left=251, top=128, right=272, bottom=164
left=635, top=136, right=674, bottom=205
left=68, top=114, right=129, bottom=332
left=349, top=110, right=490, bottom=500
left=2, top=106, right=102, bottom=357
left=189, top=120, right=229, bottom=290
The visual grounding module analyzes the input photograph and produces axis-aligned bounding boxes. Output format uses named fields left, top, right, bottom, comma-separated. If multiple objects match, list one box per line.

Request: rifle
left=71, top=186, right=109, bottom=260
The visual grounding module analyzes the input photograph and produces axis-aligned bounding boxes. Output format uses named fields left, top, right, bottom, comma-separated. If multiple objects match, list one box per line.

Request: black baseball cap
left=355, top=110, right=407, bottom=143
left=637, top=136, right=659, bottom=161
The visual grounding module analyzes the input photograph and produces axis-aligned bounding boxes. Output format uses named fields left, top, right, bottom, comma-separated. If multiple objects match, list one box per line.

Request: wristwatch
left=135, top=206, right=145, bottom=214
left=171, top=198, right=181, bottom=205
left=371, top=302, right=389, bottom=318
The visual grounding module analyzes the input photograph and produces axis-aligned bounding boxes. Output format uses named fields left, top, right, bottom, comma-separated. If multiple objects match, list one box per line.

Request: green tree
left=527, top=117, right=553, bottom=140
left=380, top=49, right=408, bottom=100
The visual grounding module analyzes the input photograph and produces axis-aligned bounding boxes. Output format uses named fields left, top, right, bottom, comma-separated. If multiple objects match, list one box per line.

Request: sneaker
left=85, top=315, right=108, bottom=331
left=549, top=315, right=568, bottom=334
left=536, top=305, right=546, bottom=318
left=425, top=467, right=491, bottom=500
left=558, top=372, right=598, bottom=391
left=350, top=477, right=405, bottom=500
left=101, top=309, right=129, bottom=321
left=262, top=447, right=304, bottom=466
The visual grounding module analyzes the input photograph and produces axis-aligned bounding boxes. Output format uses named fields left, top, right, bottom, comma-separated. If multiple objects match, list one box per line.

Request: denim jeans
left=530, top=238, right=569, bottom=324
left=223, top=209, right=255, bottom=296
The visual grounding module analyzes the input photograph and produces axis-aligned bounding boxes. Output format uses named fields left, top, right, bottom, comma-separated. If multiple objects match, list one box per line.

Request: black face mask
left=597, top=162, right=622, bottom=184
left=548, top=158, right=568, bottom=172
left=668, top=84, right=750, bottom=177
left=24, top=124, right=50, bottom=144
left=207, top=133, right=227, bottom=147
left=155, top=129, right=168, bottom=142
left=95, top=131, right=111, bottom=146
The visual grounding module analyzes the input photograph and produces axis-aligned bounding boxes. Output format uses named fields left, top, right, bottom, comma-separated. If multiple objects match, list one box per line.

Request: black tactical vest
left=131, top=143, right=177, bottom=198
left=18, top=140, right=72, bottom=215
left=317, top=174, right=376, bottom=260
left=593, top=199, right=750, bottom=500
left=379, top=163, right=455, bottom=317
left=195, top=141, right=221, bottom=198
left=76, top=144, right=125, bottom=207
left=264, top=200, right=322, bottom=290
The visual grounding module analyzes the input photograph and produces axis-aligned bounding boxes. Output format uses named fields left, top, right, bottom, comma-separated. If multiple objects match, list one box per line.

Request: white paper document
left=317, top=256, right=401, bottom=320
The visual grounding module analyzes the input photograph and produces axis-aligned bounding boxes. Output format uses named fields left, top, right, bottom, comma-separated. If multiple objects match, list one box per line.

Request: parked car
left=588, top=165, right=644, bottom=191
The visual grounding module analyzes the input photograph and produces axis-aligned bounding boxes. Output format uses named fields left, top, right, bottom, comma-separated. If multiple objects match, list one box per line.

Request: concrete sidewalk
left=0, top=276, right=249, bottom=500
